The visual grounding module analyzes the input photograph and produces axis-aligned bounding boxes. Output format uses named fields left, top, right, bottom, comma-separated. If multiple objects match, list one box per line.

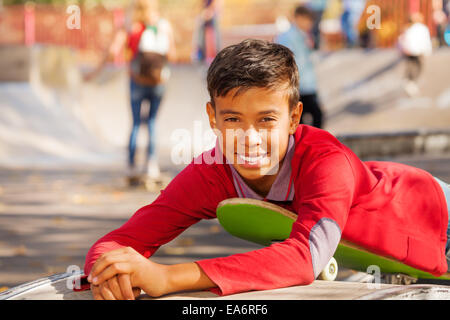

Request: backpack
left=131, top=51, right=167, bottom=86
left=129, top=20, right=170, bottom=86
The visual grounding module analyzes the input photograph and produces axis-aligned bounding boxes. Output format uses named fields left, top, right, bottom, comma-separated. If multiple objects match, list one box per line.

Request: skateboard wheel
left=318, top=257, right=338, bottom=281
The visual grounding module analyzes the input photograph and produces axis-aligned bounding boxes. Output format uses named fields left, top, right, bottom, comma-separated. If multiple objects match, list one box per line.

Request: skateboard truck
left=383, top=273, right=418, bottom=285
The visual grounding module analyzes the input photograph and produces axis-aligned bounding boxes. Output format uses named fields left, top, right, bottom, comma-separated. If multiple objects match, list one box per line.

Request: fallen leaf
left=28, top=175, right=43, bottom=183
left=65, top=244, right=81, bottom=250
left=56, top=256, right=73, bottom=262
left=28, top=261, right=44, bottom=268
left=52, top=180, right=65, bottom=190
left=112, top=191, right=124, bottom=201
left=176, top=237, right=194, bottom=247
left=162, top=247, right=185, bottom=255
left=46, top=266, right=66, bottom=274
left=71, top=194, right=89, bottom=204
left=14, top=245, right=27, bottom=256
left=209, top=225, right=221, bottom=233
left=52, top=217, right=66, bottom=225
left=0, top=286, right=9, bottom=293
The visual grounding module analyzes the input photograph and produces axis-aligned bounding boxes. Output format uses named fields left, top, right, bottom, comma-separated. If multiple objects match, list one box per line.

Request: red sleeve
left=196, top=150, right=356, bottom=295
left=84, top=161, right=232, bottom=276
left=127, top=22, right=145, bottom=59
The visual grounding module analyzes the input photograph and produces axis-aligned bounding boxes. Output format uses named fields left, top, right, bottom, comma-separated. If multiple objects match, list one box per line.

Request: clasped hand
left=87, top=247, right=168, bottom=300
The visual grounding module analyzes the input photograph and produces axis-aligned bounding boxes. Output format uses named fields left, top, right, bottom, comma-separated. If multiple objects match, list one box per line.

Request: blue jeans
left=434, top=177, right=450, bottom=257
left=341, top=10, right=358, bottom=47
left=128, top=79, right=165, bottom=167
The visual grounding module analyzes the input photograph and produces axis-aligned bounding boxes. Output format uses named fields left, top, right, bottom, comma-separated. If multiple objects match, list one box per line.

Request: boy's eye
left=261, top=117, right=276, bottom=122
left=224, top=117, right=239, bottom=122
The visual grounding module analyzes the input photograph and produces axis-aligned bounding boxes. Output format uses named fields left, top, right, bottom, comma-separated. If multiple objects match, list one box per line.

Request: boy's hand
left=91, top=275, right=142, bottom=300
left=88, top=247, right=169, bottom=299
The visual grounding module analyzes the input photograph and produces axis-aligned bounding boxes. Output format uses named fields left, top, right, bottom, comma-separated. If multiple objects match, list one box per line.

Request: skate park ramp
left=0, top=83, right=122, bottom=168
left=1, top=46, right=450, bottom=169
left=0, top=46, right=123, bottom=169
left=316, top=47, right=450, bottom=134
left=0, top=46, right=212, bottom=171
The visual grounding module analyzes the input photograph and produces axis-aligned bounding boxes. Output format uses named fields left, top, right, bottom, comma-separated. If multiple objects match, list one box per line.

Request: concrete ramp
left=1, top=46, right=449, bottom=169
left=0, top=82, right=121, bottom=168
left=1, top=272, right=450, bottom=300
left=0, top=46, right=123, bottom=169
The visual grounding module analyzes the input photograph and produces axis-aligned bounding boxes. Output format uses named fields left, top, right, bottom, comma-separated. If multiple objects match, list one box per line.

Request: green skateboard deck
left=216, top=198, right=450, bottom=281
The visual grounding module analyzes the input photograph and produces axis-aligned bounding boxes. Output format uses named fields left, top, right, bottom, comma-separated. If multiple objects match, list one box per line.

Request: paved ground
left=1, top=153, right=449, bottom=289
left=0, top=47, right=449, bottom=291
left=0, top=167, right=260, bottom=288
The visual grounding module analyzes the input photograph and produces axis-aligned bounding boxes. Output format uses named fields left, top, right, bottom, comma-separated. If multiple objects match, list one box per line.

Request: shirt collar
left=229, top=135, right=295, bottom=201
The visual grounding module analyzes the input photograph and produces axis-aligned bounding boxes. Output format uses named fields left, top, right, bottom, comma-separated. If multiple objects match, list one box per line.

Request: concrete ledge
left=336, top=129, right=450, bottom=159
left=2, top=272, right=450, bottom=300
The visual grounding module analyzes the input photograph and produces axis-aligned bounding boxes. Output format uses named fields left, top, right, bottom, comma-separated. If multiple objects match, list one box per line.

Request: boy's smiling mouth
left=235, top=151, right=270, bottom=167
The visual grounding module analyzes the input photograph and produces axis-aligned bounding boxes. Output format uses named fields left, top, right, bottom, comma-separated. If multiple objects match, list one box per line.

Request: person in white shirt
left=84, top=0, right=176, bottom=183
left=398, top=12, right=433, bottom=97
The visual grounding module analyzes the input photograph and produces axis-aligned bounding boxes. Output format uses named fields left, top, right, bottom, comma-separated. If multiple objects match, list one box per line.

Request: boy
left=275, top=5, right=323, bottom=128
left=84, top=39, right=450, bottom=300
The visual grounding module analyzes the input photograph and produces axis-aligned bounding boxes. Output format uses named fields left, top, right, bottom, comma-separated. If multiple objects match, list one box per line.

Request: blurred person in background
left=275, top=5, right=323, bottom=128
left=305, top=0, right=329, bottom=50
left=398, top=12, right=432, bottom=97
left=446, top=0, right=450, bottom=46
left=192, top=0, right=222, bottom=66
left=433, top=0, right=448, bottom=47
left=340, top=0, right=366, bottom=47
left=446, top=21, right=450, bottom=46
left=86, top=0, right=177, bottom=183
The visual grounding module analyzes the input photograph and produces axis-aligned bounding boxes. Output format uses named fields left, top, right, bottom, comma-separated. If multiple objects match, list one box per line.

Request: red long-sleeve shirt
left=84, top=125, right=448, bottom=295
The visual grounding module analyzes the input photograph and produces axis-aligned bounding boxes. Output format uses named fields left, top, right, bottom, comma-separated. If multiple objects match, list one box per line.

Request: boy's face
left=206, top=86, right=302, bottom=183
left=294, top=15, right=313, bottom=32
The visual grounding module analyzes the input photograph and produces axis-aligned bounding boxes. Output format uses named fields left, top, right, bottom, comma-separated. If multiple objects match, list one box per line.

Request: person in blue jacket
left=275, top=5, right=323, bottom=128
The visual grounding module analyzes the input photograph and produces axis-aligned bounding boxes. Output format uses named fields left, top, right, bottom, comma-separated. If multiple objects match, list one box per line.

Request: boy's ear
left=289, top=101, right=302, bottom=134
left=206, top=102, right=218, bottom=132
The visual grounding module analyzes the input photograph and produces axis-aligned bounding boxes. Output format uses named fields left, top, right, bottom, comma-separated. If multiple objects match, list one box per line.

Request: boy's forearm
left=163, top=262, right=217, bottom=295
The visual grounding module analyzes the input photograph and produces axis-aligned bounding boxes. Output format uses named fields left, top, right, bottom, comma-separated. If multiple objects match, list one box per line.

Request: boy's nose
left=237, top=127, right=262, bottom=148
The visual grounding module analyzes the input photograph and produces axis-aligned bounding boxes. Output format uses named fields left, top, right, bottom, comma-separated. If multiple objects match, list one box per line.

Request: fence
left=0, top=4, right=122, bottom=64
left=0, top=0, right=441, bottom=65
left=358, top=0, right=435, bottom=48
left=0, top=1, right=296, bottom=64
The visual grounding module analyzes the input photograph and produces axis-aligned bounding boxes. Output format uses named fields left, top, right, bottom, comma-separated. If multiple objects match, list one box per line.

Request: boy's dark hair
left=207, top=39, right=299, bottom=111
left=294, top=5, right=314, bottom=20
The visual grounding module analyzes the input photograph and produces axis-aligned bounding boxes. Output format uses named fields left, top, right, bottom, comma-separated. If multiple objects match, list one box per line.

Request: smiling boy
left=84, top=39, right=450, bottom=300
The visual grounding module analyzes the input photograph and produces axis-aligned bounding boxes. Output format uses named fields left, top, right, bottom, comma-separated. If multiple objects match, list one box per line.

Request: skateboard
left=216, top=198, right=450, bottom=285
